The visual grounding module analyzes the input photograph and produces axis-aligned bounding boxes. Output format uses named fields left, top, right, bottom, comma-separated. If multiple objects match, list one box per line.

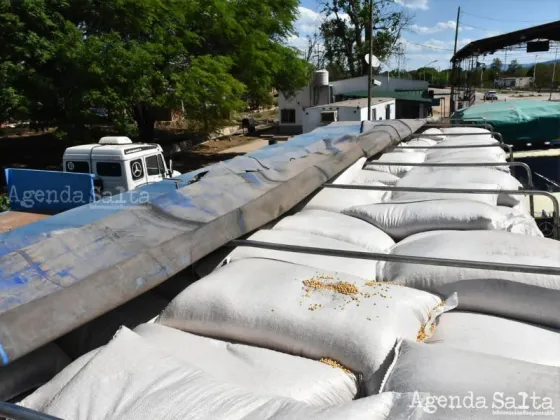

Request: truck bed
left=0, top=210, right=50, bottom=233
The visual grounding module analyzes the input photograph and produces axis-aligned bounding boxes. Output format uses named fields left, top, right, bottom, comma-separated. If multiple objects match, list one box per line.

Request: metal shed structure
left=449, top=19, right=560, bottom=112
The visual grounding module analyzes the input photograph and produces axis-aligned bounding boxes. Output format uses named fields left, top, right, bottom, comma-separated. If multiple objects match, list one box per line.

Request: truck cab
left=63, top=136, right=180, bottom=196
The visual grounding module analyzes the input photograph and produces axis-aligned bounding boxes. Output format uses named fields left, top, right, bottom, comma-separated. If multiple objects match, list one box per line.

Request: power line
left=461, top=11, right=554, bottom=24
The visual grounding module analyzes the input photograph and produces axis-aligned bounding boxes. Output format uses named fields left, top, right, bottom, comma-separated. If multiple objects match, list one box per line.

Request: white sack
left=426, top=312, right=560, bottom=366
left=366, top=152, right=426, bottom=177
left=351, top=170, right=400, bottom=186
left=158, top=259, right=447, bottom=395
left=405, top=138, right=438, bottom=147
left=273, top=209, right=395, bottom=252
left=421, top=157, right=511, bottom=173
left=389, top=182, right=500, bottom=206
left=134, top=323, right=359, bottom=405
left=496, top=206, right=543, bottom=237
left=31, top=328, right=428, bottom=420
left=380, top=339, right=560, bottom=419
left=20, top=350, right=99, bottom=410
left=381, top=230, right=560, bottom=328
left=343, top=199, right=513, bottom=240
left=333, top=157, right=367, bottom=185
left=396, top=167, right=523, bottom=207
left=0, top=344, right=70, bottom=402
left=425, top=149, right=507, bottom=162
left=303, top=186, right=389, bottom=213
left=421, top=128, right=446, bottom=141
left=431, top=137, right=499, bottom=147
left=422, top=150, right=511, bottom=173
left=440, top=127, right=491, bottom=134
left=226, top=229, right=379, bottom=278
left=394, top=138, right=438, bottom=153
left=56, top=291, right=169, bottom=359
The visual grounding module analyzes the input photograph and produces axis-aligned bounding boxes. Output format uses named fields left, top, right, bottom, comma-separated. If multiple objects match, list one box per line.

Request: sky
left=290, top=0, right=560, bottom=71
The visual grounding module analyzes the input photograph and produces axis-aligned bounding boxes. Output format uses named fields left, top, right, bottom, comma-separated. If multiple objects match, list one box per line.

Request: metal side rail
left=0, top=403, right=62, bottom=420
left=395, top=143, right=514, bottom=162
left=228, top=240, right=560, bottom=275
left=411, top=132, right=504, bottom=144
left=323, top=184, right=558, bottom=239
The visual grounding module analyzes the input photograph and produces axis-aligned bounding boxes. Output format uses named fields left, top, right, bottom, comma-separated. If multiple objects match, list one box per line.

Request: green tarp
left=451, top=100, right=560, bottom=145
left=342, top=89, right=433, bottom=104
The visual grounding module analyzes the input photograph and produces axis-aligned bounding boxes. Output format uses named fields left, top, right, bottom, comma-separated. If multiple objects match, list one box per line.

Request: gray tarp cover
left=0, top=120, right=424, bottom=365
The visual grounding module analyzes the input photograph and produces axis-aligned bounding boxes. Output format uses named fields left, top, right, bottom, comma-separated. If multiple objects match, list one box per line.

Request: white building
left=302, top=98, right=395, bottom=134
left=278, top=70, right=429, bottom=133
left=495, top=77, right=533, bottom=88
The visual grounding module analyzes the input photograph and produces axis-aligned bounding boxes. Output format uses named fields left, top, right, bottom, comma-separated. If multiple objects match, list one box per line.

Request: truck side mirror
left=168, top=159, right=173, bottom=178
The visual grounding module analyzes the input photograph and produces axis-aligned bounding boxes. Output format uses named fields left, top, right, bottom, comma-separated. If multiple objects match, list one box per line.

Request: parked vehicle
left=0, top=136, right=181, bottom=231
left=484, top=90, right=498, bottom=101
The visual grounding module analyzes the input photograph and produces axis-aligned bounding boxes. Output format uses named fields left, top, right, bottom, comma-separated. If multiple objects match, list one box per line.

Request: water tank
left=314, top=70, right=329, bottom=87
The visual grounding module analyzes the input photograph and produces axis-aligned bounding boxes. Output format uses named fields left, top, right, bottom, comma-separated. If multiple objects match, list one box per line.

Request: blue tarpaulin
left=0, top=120, right=423, bottom=364
left=5, top=169, right=96, bottom=214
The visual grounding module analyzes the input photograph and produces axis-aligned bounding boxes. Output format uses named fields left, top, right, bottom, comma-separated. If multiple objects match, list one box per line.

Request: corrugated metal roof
left=307, top=98, right=394, bottom=109
left=453, top=20, right=560, bottom=62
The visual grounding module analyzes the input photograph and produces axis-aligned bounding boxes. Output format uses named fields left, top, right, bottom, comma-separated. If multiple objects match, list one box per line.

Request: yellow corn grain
left=302, top=278, right=360, bottom=295
left=320, top=357, right=352, bottom=374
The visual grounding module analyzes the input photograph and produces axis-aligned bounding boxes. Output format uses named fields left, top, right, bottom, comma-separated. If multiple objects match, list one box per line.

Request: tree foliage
left=319, top=0, right=411, bottom=78
left=527, top=63, right=560, bottom=88
left=507, top=60, right=524, bottom=77
left=490, top=58, right=503, bottom=73
left=0, top=0, right=310, bottom=139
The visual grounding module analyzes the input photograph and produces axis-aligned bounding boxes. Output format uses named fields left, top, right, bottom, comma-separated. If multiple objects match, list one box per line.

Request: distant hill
left=497, top=60, right=559, bottom=71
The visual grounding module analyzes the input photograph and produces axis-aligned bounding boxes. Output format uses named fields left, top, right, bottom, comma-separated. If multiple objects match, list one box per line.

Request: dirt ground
left=170, top=133, right=270, bottom=174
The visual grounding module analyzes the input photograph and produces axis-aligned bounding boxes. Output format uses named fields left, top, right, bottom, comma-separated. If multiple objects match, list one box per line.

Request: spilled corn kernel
left=320, top=357, right=352, bottom=374
left=303, top=278, right=360, bottom=295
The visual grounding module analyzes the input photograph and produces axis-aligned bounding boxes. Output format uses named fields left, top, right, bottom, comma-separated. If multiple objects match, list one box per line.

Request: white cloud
left=394, top=0, right=429, bottom=10
left=288, top=6, right=350, bottom=56
left=287, top=34, right=309, bottom=52
left=485, top=30, right=502, bottom=38
left=410, top=21, right=473, bottom=34
left=396, top=37, right=474, bottom=69
left=295, top=6, right=322, bottom=36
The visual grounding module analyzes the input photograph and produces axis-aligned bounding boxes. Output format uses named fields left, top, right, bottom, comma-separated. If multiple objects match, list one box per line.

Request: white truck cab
left=62, top=136, right=181, bottom=195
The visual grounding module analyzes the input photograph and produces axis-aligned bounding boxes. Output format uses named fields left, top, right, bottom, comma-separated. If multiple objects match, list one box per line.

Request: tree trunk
left=133, top=104, right=155, bottom=142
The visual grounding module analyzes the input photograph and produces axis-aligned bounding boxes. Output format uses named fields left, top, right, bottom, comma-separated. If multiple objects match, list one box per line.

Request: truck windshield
left=146, top=155, right=162, bottom=176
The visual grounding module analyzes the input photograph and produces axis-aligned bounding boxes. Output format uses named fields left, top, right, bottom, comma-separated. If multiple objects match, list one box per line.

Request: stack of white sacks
left=19, top=127, right=560, bottom=419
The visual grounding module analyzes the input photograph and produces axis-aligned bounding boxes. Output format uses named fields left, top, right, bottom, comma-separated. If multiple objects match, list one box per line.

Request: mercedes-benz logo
left=132, top=162, right=143, bottom=178
left=539, top=221, right=554, bottom=238
left=67, top=162, right=75, bottom=171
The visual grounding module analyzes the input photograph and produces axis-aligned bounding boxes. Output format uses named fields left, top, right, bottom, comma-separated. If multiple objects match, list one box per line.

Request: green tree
left=527, top=64, right=560, bottom=88
left=507, top=60, right=524, bottom=77
left=490, top=58, right=503, bottom=74
left=175, top=56, right=246, bottom=132
left=320, top=0, right=411, bottom=78
left=0, top=62, right=27, bottom=126
left=0, top=0, right=310, bottom=140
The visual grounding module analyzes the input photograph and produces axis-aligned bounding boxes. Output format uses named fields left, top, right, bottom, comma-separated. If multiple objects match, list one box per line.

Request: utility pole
left=550, top=47, right=558, bottom=101
left=449, top=6, right=460, bottom=113
left=534, top=55, right=539, bottom=88
left=367, top=0, right=374, bottom=120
